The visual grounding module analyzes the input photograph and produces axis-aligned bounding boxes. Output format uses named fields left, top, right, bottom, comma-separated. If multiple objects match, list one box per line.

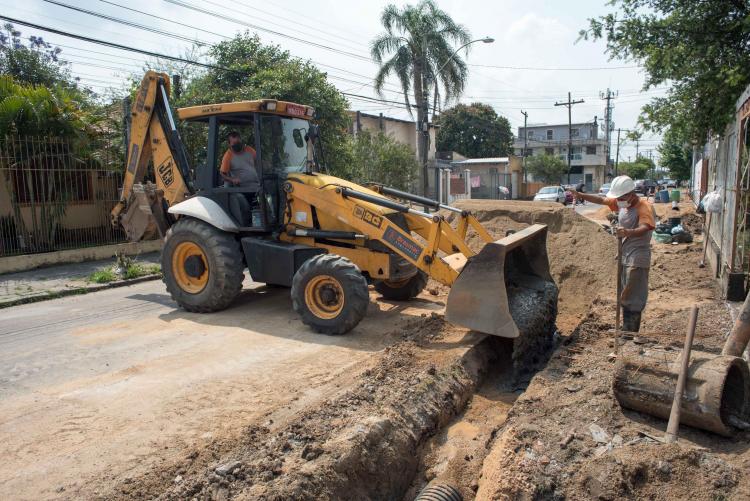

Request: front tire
left=162, top=217, right=244, bottom=313
left=291, top=254, right=369, bottom=335
left=374, top=271, right=428, bottom=301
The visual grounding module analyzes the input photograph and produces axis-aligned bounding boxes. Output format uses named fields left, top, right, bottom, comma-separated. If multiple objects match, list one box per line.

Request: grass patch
left=123, top=263, right=161, bottom=280
left=88, top=268, right=118, bottom=283
left=87, top=263, right=160, bottom=283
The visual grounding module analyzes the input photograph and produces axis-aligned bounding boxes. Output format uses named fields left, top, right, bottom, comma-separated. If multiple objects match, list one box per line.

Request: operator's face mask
left=616, top=194, right=633, bottom=209
left=231, top=142, right=243, bottom=153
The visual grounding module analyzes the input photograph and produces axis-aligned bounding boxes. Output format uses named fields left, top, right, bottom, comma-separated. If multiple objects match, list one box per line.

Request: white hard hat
left=607, top=175, right=636, bottom=198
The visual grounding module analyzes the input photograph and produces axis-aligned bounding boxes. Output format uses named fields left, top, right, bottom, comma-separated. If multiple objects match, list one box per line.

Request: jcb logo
left=353, top=205, right=382, bottom=228
left=157, top=158, right=174, bottom=187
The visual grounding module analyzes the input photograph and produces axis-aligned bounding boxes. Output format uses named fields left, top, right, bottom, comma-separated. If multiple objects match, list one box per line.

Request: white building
left=512, top=120, right=608, bottom=191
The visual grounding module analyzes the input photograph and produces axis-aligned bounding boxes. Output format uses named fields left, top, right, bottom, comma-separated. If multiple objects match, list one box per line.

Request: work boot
left=622, top=309, right=642, bottom=333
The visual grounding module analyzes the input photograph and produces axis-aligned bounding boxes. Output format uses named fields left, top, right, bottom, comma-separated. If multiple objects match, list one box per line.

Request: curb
left=0, top=274, right=162, bottom=309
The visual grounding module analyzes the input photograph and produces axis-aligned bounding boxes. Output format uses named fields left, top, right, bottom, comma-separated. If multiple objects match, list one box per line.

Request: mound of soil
left=451, top=200, right=618, bottom=333
left=104, top=317, right=497, bottom=501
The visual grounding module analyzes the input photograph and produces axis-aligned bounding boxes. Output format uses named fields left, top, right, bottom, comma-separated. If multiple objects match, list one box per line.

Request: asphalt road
left=0, top=279, right=437, bottom=499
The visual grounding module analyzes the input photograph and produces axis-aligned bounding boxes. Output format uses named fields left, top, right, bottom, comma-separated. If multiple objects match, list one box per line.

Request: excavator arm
left=111, top=71, right=193, bottom=241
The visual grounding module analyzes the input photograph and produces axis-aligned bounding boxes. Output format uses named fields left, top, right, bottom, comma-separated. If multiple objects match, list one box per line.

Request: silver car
left=599, top=183, right=611, bottom=196
left=533, top=186, right=566, bottom=204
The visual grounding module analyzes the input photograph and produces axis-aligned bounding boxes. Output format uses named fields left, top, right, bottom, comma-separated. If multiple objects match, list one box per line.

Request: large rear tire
left=291, top=254, right=369, bottom=335
left=374, top=271, right=428, bottom=301
left=161, top=217, right=244, bottom=313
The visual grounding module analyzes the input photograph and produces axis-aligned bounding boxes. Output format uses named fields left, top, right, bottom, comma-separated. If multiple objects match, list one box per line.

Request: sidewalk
left=0, top=252, right=161, bottom=308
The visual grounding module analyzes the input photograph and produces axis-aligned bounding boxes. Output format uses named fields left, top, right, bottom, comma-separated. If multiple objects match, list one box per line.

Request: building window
left=527, top=131, right=534, bottom=139
left=586, top=145, right=596, bottom=155
left=525, top=148, right=533, bottom=156
left=546, top=129, right=553, bottom=140
left=571, top=146, right=582, bottom=160
left=545, top=147, right=554, bottom=155
left=571, top=128, right=580, bottom=138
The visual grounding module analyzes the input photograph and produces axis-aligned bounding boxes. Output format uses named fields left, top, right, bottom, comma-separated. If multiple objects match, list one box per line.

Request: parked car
left=599, top=183, right=611, bottom=196
left=534, top=186, right=567, bottom=204
left=634, top=179, right=658, bottom=195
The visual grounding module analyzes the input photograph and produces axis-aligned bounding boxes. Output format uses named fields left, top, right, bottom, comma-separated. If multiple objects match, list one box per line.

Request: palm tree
left=371, top=0, right=471, bottom=131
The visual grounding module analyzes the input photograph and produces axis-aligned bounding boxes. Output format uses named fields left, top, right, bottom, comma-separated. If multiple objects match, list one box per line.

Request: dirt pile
left=451, top=200, right=618, bottom=333
left=471, top=212, right=749, bottom=501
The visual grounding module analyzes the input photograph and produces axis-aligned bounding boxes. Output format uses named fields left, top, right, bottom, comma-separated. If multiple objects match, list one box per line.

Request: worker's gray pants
left=621, top=265, right=650, bottom=332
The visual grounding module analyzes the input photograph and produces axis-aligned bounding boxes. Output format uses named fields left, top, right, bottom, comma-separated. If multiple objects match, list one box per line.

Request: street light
left=435, top=37, right=495, bottom=74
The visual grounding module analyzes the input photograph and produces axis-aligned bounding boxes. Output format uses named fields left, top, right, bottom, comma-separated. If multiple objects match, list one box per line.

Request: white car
left=599, top=183, right=611, bottom=196
left=534, top=186, right=566, bottom=204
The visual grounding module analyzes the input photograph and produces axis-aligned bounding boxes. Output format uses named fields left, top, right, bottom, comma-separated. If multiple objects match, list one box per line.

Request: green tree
left=436, top=103, right=512, bottom=158
left=347, top=130, right=419, bottom=190
left=175, top=33, right=352, bottom=176
left=526, top=154, right=567, bottom=184
left=581, top=1, right=750, bottom=139
left=658, top=127, right=692, bottom=181
left=0, top=75, right=85, bottom=136
left=0, top=23, right=71, bottom=88
left=618, top=159, right=651, bottom=180
left=371, top=1, right=470, bottom=149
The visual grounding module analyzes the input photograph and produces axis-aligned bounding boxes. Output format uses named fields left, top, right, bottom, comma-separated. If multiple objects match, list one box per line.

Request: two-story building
left=512, top=120, right=608, bottom=191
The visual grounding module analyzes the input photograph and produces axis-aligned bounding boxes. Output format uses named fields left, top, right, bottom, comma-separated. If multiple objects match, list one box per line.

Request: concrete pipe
left=613, top=347, right=750, bottom=436
left=722, top=290, right=750, bottom=357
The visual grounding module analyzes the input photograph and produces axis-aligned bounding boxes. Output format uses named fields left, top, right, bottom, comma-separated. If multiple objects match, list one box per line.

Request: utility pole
left=521, top=110, right=529, bottom=187
left=614, top=128, right=622, bottom=176
left=600, top=89, right=617, bottom=177
left=554, top=92, right=585, bottom=185
left=420, top=35, right=430, bottom=200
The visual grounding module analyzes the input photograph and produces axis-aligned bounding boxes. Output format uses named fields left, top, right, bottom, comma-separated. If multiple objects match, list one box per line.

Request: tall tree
left=173, top=33, right=352, bottom=176
left=370, top=0, right=470, bottom=158
left=658, top=127, right=692, bottom=181
left=526, top=154, right=567, bottom=184
left=581, top=1, right=750, bottom=139
left=436, top=103, right=512, bottom=158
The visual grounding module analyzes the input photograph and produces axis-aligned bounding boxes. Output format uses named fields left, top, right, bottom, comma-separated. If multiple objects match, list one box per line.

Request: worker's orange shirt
left=220, top=146, right=257, bottom=174
left=604, top=197, right=656, bottom=229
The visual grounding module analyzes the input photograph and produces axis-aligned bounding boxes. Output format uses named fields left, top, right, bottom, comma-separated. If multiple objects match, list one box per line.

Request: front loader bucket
left=445, top=224, right=558, bottom=340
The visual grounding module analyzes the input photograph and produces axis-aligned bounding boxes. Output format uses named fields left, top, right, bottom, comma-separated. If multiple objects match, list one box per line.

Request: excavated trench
left=105, top=202, right=612, bottom=501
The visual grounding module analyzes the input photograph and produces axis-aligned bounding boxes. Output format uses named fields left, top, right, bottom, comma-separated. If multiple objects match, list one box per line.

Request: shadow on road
left=125, top=284, right=440, bottom=353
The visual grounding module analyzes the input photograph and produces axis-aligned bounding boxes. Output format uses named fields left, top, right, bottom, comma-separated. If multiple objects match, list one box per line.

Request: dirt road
left=0, top=279, right=438, bottom=500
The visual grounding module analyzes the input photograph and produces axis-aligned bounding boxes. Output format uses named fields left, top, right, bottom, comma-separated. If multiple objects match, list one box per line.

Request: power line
left=39, top=2, right=406, bottom=95
left=42, top=0, right=212, bottom=46
left=468, top=63, right=641, bottom=71
left=163, top=0, right=372, bottom=62
left=1, top=15, right=418, bottom=110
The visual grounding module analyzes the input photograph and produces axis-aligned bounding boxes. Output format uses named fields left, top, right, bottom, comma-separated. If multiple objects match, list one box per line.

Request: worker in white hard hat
left=572, top=175, right=655, bottom=332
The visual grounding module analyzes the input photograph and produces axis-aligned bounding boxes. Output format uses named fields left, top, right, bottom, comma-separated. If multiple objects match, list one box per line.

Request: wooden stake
left=664, top=305, right=699, bottom=443
left=615, top=235, right=623, bottom=354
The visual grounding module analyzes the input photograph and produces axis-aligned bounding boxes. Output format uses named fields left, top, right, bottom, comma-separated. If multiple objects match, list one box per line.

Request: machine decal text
left=383, top=227, right=422, bottom=261
left=353, top=205, right=382, bottom=228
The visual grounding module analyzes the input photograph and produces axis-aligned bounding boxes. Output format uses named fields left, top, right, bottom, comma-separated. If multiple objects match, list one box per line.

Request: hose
left=414, top=482, right=463, bottom=501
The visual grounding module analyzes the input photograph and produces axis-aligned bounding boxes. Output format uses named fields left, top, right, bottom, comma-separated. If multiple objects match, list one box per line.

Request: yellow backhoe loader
left=112, top=71, right=557, bottom=342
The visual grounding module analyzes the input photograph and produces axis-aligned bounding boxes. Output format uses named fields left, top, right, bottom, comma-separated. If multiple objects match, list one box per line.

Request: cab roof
left=177, top=99, right=315, bottom=122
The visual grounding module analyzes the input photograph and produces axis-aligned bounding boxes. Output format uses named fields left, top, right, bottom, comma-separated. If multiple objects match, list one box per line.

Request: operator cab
left=177, top=100, right=317, bottom=233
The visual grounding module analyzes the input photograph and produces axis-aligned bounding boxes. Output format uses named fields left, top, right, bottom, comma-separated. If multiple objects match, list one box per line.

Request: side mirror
left=292, top=129, right=304, bottom=148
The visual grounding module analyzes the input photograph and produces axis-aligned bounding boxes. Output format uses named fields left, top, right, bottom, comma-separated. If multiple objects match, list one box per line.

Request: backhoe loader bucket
left=445, top=224, right=557, bottom=339
left=119, top=183, right=167, bottom=241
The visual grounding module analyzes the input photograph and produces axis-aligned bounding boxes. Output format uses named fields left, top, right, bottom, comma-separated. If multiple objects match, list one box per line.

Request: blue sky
left=2, top=0, right=665, bottom=162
